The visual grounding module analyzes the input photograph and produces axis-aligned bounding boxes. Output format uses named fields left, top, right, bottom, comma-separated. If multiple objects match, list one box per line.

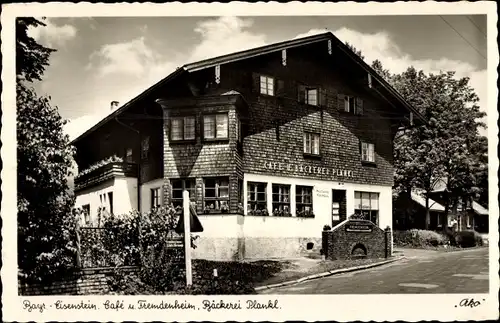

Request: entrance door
left=332, top=189, right=347, bottom=227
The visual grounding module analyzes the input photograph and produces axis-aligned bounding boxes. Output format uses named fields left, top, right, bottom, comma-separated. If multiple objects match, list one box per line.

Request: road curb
left=254, top=256, right=406, bottom=292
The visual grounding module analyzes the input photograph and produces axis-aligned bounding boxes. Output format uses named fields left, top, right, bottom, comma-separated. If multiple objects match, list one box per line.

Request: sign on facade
left=345, top=221, right=373, bottom=233
left=263, top=161, right=354, bottom=178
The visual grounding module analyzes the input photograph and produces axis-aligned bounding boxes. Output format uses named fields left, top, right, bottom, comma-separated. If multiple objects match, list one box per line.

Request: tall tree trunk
left=424, top=194, right=430, bottom=230
left=405, top=188, right=412, bottom=229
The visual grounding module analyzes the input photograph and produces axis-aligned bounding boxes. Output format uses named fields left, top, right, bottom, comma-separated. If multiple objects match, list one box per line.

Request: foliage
left=79, top=208, right=141, bottom=268
left=345, top=42, right=365, bottom=60
left=323, top=224, right=332, bottom=231
left=75, top=155, right=124, bottom=179
left=17, top=18, right=77, bottom=283
left=367, top=58, right=488, bottom=226
left=170, top=259, right=285, bottom=295
left=350, top=46, right=487, bottom=227
left=108, top=258, right=287, bottom=295
left=393, top=229, right=447, bottom=248
left=16, top=17, right=56, bottom=82
left=273, top=209, right=292, bottom=217
left=454, top=230, right=483, bottom=248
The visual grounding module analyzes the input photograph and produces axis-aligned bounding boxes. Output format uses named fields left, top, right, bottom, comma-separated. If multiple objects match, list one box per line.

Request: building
left=393, top=189, right=489, bottom=233
left=428, top=182, right=489, bottom=233
left=393, top=190, right=445, bottom=231
left=72, top=32, right=424, bottom=260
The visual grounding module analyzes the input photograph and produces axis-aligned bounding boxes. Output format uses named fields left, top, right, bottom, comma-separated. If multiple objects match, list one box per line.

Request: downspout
left=115, top=116, right=142, bottom=214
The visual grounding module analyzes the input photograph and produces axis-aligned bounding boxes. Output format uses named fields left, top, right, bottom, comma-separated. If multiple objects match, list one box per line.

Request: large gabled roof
left=72, top=32, right=425, bottom=144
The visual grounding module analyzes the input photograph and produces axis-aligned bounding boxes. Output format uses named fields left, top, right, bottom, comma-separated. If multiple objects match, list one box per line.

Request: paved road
left=259, top=248, right=489, bottom=294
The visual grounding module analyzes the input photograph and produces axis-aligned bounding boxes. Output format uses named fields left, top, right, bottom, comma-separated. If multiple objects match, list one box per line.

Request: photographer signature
left=456, top=298, right=485, bottom=308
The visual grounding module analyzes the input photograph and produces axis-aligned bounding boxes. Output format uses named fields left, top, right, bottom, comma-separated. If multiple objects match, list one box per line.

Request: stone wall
left=18, top=267, right=139, bottom=296
left=322, top=219, right=392, bottom=260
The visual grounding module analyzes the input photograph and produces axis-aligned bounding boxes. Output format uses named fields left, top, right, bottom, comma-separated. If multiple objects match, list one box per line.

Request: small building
left=393, top=189, right=489, bottom=233
left=72, top=32, right=423, bottom=260
left=393, top=191, right=445, bottom=231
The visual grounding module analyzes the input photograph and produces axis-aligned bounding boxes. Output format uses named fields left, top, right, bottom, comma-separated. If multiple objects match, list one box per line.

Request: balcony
left=74, top=162, right=138, bottom=192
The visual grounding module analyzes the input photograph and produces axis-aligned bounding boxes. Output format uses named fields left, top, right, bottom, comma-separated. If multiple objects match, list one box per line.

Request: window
left=126, top=148, right=133, bottom=163
left=248, top=182, right=268, bottom=216
left=203, top=114, right=228, bottom=139
left=100, top=193, right=107, bottom=211
left=437, top=213, right=443, bottom=227
left=260, top=75, right=274, bottom=96
left=304, top=132, right=320, bottom=155
left=272, top=184, right=291, bottom=216
left=151, top=188, right=161, bottom=210
left=354, top=191, right=379, bottom=224
left=306, top=88, right=318, bottom=106
left=466, top=214, right=472, bottom=228
left=344, top=96, right=363, bottom=115
left=82, top=204, right=91, bottom=226
left=171, top=179, right=196, bottom=209
left=108, top=192, right=114, bottom=215
left=170, top=116, right=196, bottom=141
left=237, top=179, right=244, bottom=214
left=204, top=177, right=229, bottom=213
left=344, top=96, right=356, bottom=113
left=361, top=142, right=375, bottom=163
left=237, top=119, right=242, bottom=142
left=296, top=186, right=314, bottom=217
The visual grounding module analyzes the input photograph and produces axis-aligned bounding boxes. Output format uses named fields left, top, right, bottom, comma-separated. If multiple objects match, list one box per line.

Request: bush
left=393, top=229, right=447, bottom=248
left=454, top=230, right=483, bottom=248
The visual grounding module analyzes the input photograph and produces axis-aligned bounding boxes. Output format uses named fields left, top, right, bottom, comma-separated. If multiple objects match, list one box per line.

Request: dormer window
left=260, top=75, right=274, bottom=96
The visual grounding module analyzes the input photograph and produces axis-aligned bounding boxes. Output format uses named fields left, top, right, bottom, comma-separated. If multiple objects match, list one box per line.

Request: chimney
left=110, top=101, right=119, bottom=111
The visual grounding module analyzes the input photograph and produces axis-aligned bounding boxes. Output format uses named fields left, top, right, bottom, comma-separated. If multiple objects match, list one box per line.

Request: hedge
left=394, top=229, right=484, bottom=248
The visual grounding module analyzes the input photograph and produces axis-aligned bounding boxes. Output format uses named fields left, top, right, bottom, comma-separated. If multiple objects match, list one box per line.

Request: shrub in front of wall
left=393, top=229, right=446, bottom=248
left=454, top=230, right=483, bottom=248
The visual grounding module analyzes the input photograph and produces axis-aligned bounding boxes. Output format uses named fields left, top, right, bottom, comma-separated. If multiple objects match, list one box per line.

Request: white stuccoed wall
left=74, top=177, right=138, bottom=224
left=140, top=178, right=164, bottom=213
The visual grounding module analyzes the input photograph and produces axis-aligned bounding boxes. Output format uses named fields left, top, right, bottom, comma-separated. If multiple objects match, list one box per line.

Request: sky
left=27, top=15, right=488, bottom=140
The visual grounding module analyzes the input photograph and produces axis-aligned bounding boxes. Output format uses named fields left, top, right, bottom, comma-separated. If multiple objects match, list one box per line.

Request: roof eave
left=70, top=67, right=186, bottom=145
left=332, top=37, right=427, bottom=125
left=184, top=32, right=332, bottom=72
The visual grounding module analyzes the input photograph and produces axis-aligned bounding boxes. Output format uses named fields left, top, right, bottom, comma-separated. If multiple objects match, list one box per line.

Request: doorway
left=332, top=189, right=347, bottom=227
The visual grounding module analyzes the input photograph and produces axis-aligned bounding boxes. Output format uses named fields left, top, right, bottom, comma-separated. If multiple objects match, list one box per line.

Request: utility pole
left=183, top=190, right=192, bottom=286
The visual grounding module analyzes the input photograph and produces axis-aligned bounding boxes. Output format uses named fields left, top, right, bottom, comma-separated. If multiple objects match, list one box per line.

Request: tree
left=392, top=69, right=486, bottom=228
left=345, top=42, right=365, bottom=60
left=17, top=18, right=76, bottom=283
left=352, top=47, right=487, bottom=228
left=16, top=18, right=56, bottom=82
left=371, top=59, right=393, bottom=83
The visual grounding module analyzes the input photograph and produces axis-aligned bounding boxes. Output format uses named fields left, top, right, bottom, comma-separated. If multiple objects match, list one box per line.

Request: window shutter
left=276, top=79, right=285, bottom=97
left=252, top=73, right=260, bottom=93
left=319, top=88, right=327, bottom=107
left=337, top=93, right=345, bottom=111
left=356, top=98, right=364, bottom=115
left=298, top=85, right=306, bottom=103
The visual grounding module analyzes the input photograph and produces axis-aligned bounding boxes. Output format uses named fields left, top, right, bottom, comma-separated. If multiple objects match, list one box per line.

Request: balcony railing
left=75, top=162, right=138, bottom=192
